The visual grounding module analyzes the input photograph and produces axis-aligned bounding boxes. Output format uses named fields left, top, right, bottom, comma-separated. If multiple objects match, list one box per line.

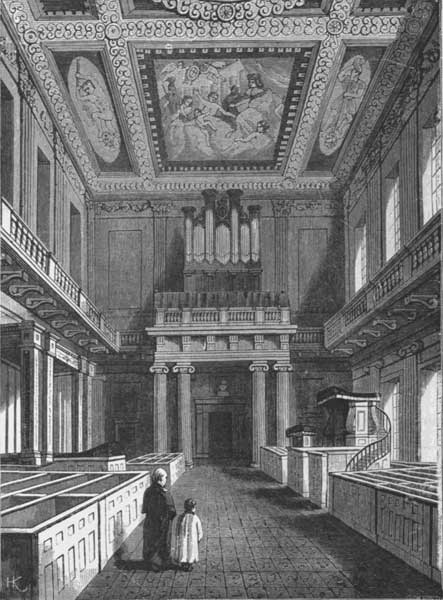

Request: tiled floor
left=77, top=465, right=442, bottom=599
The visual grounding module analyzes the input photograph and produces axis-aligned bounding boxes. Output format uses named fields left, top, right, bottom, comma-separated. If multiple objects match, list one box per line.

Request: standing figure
left=142, top=468, right=176, bottom=571
left=172, top=498, right=203, bottom=571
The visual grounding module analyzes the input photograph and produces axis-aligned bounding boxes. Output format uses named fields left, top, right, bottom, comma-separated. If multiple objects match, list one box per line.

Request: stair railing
left=346, top=406, right=391, bottom=472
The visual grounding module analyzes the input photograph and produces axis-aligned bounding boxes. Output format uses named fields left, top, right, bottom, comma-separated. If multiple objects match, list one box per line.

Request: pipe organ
left=183, top=190, right=262, bottom=292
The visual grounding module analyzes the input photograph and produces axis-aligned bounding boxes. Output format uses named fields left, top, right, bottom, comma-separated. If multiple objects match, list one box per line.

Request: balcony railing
left=1, top=197, right=119, bottom=349
left=153, top=291, right=291, bottom=328
left=325, top=212, right=441, bottom=348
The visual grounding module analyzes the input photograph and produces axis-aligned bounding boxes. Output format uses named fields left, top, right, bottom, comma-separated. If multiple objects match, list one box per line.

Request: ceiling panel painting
left=305, top=45, right=387, bottom=173
left=136, top=47, right=315, bottom=172
left=51, top=51, right=133, bottom=173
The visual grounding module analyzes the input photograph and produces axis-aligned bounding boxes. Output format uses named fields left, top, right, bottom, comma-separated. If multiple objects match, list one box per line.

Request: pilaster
left=173, top=363, right=196, bottom=468
left=150, top=363, right=169, bottom=452
left=274, top=363, right=293, bottom=447
left=41, top=332, right=58, bottom=463
left=249, top=362, right=269, bottom=467
left=19, top=321, right=45, bottom=465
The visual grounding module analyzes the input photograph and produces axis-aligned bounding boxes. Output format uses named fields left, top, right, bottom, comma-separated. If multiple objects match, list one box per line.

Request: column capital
left=249, top=362, right=269, bottom=373
left=150, top=364, right=169, bottom=375
left=173, top=364, right=195, bottom=375
left=274, top=363, right=293, bottom=373
left=44, top=332, right=59, bottom=357
left=20, top=321, right=45, bottom=348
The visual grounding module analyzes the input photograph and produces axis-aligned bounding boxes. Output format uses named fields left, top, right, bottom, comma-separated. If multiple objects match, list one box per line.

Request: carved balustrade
left=325, top=212, right=441, bottom=349
left=1, top=197, right=119, bottom=351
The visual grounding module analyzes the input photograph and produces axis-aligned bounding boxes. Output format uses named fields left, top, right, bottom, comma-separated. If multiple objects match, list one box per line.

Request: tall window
left=422, top=116, right=441, bottom=224
left=354, top=222, right=367, bottom=293
left=384, top=166, right=400, bottom=262
left=1, top=82, right=14, bottom=204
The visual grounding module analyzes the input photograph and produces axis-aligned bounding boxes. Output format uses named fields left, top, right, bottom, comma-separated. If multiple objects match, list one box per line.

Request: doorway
left=209, top=411, right=232, bottom=458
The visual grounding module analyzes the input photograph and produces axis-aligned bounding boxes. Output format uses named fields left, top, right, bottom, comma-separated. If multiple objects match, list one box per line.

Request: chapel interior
left=0, top=0, right=442, bottom=598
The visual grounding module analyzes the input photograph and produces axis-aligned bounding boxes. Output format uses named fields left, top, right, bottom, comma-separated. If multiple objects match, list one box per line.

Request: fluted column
left=173, top=364, right=195, bottom=468
left=150, top=364, right=169, bottom=452
left=274, top=363, right=293, bottom=447
left=42, top=332, right=57, bottom=463
left=20, top=321, right=45, bottom=465
left=249, top=362, right=269, bottom=467
left=183, top=207, right=195, bottom=264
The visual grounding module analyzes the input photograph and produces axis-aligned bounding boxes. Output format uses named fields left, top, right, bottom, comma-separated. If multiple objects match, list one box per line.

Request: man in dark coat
left=142, top=468, right=176, bottom=571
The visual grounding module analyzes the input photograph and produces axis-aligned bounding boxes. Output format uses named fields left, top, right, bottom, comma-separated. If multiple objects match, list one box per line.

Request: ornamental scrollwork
left=147, top=0, right=306, bottom=23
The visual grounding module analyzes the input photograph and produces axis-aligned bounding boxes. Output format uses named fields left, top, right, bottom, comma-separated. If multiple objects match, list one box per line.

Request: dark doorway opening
left=209, top=412, right=232, bottom=458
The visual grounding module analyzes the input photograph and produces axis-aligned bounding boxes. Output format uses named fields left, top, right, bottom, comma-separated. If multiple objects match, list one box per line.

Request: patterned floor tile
left=76, top=465, right=442, bottom=600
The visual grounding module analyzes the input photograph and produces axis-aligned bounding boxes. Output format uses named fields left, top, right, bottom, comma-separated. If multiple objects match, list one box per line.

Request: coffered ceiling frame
left=2, top=0, right=435, bottom=195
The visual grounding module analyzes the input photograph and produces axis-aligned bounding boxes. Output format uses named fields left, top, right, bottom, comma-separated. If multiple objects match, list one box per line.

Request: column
left=150, top=364, right=169, bottom=452
left=41, top=332, right=57, bottom=463
left=19, top=321, right=45, bottom=465
left=183, top=207, right=195, bottom=264
left=274, top=363, right=293, bottom=447
left=249, top=362, right=269, bottom=467
left=202, top=189, right=216, bottom=263
left=173, top=364, right=195, bottom=468
left=249, top=205, right=260, bottom=262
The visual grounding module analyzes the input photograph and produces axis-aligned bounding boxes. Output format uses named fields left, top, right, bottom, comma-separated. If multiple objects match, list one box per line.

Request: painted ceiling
left=2, top=0, right=436, bottom=194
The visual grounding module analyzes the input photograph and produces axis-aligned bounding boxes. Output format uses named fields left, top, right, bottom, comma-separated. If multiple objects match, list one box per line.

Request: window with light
left=421, top=115, right=441, bottom=224
left=354, top=222, right=367, bottom=293
left=384, top=167, right=400, bottom=262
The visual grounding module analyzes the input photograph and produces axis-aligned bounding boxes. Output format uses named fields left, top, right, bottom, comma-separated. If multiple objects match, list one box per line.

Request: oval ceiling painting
left=68, top=57, right=121, bottom=163
left=319, top=55, right=371, bottom=156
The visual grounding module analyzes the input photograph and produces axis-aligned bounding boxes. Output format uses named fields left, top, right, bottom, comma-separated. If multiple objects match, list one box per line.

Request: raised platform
left=1, top=469, right=150, bottom=600
left=329, top=465, right=439, bottom=583
left=126, top=452, right=185, bottom=485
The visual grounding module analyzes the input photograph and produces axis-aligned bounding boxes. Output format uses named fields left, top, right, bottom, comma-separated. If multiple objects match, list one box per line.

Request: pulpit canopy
left=317, top=386, right=380, bottom=406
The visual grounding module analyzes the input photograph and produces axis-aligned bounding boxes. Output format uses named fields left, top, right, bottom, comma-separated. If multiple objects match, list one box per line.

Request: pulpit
left=317, top=386, right=380, bottom=447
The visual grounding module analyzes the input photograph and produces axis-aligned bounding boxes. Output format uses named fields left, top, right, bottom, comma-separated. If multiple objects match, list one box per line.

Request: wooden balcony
left=325, top=212, right=440, bottom=353
left=1, top=198, right=119, bottom=353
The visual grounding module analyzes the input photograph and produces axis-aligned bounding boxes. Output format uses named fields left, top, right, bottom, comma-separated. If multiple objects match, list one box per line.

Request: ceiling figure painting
left=305, top=45, right=386, bottom=174
left=319, top=55, right=371, bottom=156
left=68, top=57, right=121, bottom=164
left=155, top=57, right=291, bottom=162
left=51, top=51, right=134, bottom=174
left=137, top=47, right=314, bottom=172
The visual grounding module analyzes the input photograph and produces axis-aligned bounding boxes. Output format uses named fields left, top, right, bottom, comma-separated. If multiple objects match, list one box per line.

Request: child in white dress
left=172, top=498, right=203, bottom=571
